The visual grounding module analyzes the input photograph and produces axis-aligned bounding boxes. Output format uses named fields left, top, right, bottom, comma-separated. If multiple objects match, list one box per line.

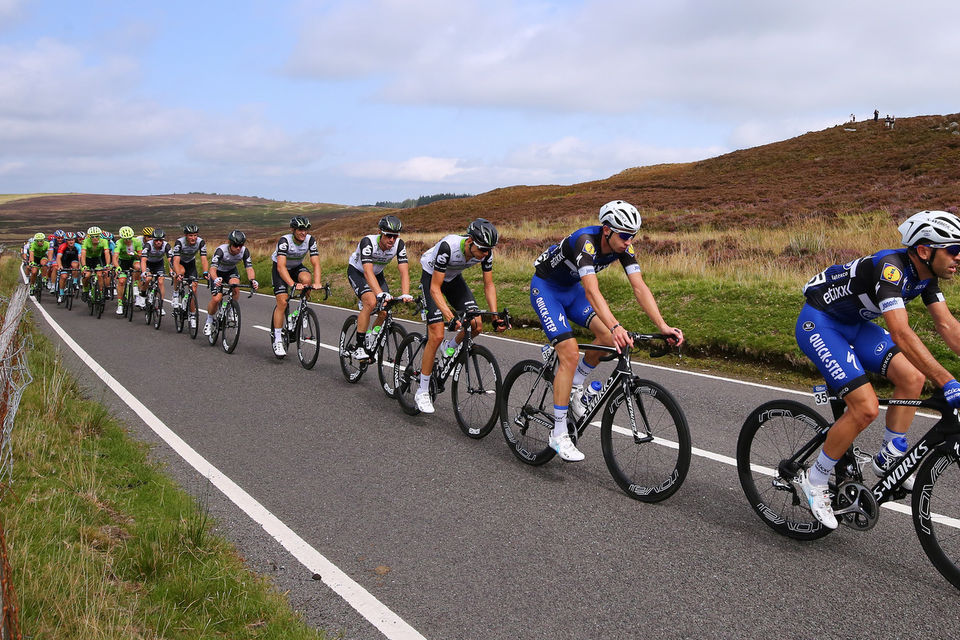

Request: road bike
left=499, top=333, right=691, bottom=502
left=338, top=295, right=422, bottom=398
left=172, top=275, right=201, bottom=339
left=28, top=262, right=45, bottom=302
left=736, top=386, right=960, bottom=590
left=86, top=266, right=109, bottom=319
left=207, top=282, right=254, bottom=354
left=269, top=283, right=330, bottom=369
left=59, top=268, right=81, bottom=310
left=393, top=308, right=509, bottom=439
left=116, top=269, right=137, bottom=322
left=141, top=271, right=164, bottom=330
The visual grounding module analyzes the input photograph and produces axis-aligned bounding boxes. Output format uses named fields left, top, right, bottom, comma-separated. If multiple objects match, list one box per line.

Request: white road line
left=24, top=280, right=426, bottom=640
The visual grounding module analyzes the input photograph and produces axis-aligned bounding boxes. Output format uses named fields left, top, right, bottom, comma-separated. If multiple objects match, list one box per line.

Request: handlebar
left=446, top=308, right=512, bottom=332
left=579, top=332, right=679, bottom=361
left=374, top=293, right=424, bottom=314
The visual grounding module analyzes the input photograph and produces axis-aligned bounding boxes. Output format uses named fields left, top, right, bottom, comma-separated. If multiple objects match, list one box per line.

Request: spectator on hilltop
left=874, top=109, right=880, bottom=122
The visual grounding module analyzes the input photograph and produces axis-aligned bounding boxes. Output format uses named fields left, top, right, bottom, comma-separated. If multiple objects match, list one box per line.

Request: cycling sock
left=883, top=426, right=906, bottom=447
left=273, top=329, right=282, bottom=341
left=418, top=373, right=431, bottom=394
left=552, top=405, right=568, bottom=438
left=572, top=358, right=595, bottom=387
left=809, top=450, right=838, bottom=486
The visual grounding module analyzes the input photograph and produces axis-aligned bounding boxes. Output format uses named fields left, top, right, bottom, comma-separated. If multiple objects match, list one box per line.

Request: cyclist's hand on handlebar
left=492, top=312, right=510, bottom=332
left=251, top=279, right=259, bottom=290
left=446, top=316, right=461, bottom=332
left=610, top=324, right=633, bottom=352
left=662, top=326, right=684, bottom=347
left=214, top=276, right=223, bottom=287
left=944, top=379, right=960, bottom=408
left=399, top=294, right=414, bottom=303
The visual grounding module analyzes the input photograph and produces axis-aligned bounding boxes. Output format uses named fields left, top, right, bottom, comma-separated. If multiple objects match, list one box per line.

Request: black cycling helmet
left=290, top=216, right=311, bottom=229
left=466, top=218, right=499, bottom=249
left=228, top=229, right=246, bottom=246
left=183, top=223, right=199, bottom=234
left=378, top=215, right=402, bottom=234
left=152, top=229, right=166, bottom=240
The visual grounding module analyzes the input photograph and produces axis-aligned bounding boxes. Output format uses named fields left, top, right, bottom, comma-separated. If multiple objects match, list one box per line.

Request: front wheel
left=174, top=293, right=185, bottom=333
left=377, top=323, right=407, bottom=398
left=221, top=300, right=241, bottom=353
left=452, top=344, right=502, bottom=439
left=498, top=359, right=557, bottom=466
left=187, top=293, right=199, bottom=339
left=152, top=298, right=162, bottom=329
left=394, top=332, right=427, bottom=416
left=599, top=380, right=690, bottom=502
left=736, top=399, right=834, bottom=541
left=296, top=308, right=321, bottom=370
left=913, top=446, right=960, bottom=590
left=338, top=315, right=366, bottom=383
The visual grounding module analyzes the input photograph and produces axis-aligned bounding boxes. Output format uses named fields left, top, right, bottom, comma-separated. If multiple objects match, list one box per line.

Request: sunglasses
left=616, top=232, right=636, bottom=241
left=474, top=245, right=492, bottom=253
left=928, top=244, right=960, bottom=256
left=382, top=233, right=398, bottom=240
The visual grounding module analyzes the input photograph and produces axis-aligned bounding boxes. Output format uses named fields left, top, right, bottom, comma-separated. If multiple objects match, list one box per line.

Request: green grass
left=0, top=257, right=328, bottom=639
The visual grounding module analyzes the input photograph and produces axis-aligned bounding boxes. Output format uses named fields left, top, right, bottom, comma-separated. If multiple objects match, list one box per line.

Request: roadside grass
left=0, top=257, right=328, bottom=639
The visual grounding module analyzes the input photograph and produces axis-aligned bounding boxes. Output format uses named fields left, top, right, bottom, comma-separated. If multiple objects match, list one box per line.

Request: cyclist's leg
left=348, top=265, right=376, bottom=335
left=440, top=275, right=478, bottom=348
left=853, top=324, right=924, bottom=437
left=271, top=263, right=289, bottom=333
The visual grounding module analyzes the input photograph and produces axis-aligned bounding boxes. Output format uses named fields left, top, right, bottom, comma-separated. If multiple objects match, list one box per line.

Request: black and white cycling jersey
left=211, top=244, right=253, bottom=272
left=171, top=236, right=207, bottom=264
left=420, top=234, right=492, bottom=282
left=271, top=233, right=318, bottom=268
left=347, top=234, right=407, bottom=274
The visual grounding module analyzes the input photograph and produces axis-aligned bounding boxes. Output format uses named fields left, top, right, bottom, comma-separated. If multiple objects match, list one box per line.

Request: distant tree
left=374, top=193, right=472, bottom=208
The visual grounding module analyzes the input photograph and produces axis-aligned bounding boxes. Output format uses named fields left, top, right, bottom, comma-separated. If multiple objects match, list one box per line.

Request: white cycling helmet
left=898, top=210, right=960, bottom=246
left=598, top=200, right=642, bottom=234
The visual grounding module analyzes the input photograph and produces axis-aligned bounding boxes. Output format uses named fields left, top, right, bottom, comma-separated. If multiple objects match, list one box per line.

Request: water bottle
left=366, top=325, right=382, bottom=349
left=541, top=344, right=554, bottom=362
left=287, top=308, right=299, bottom=331
left=580, top=381, right=603, bottom=409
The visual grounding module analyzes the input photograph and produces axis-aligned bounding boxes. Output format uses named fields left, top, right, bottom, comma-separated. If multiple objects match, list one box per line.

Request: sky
left=1, top=0, right=959, bottom=206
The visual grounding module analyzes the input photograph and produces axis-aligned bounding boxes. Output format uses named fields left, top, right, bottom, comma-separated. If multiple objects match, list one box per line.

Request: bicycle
left=207, top=282, right=253, bottom=354
left=498, top=333, right=691, bottom=502
left=59, top=268, right=81, bottom=310
left=114, top=269, right=136, bottom=322
left=86, top=266, right=109, bottom=319
left=393, top=308, right=509, bottom=439
left=269, top=283, right=330, bottom=369
left=736, top=386, right=960, bottom=590
left=172, top=274, right=201, bottom=339
left=141, top=272, right=164, bottom=330
left=28, top=262, right=44, bottom=302
left=338, top=295, right=421, bottom=398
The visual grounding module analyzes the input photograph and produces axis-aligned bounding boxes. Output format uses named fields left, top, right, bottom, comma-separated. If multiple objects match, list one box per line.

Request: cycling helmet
left=141, top=226, right=154, bottom=238
left=76, top=231, right=86, bottom=240
left=105, top=232, right=114, bottom=240
left=33, top=232, right=45, bottom=241
left=87, top=226, right=102, bottom=237
left=54, top=229, right=65, bottom=239
left=289, top=216, right=311, bottom=229
left=65, top=231, right=75, bottom=240
left=152, top=229, right=166, bottom=240
left=466, top=218, right=499, bottom=249
left=378, top=215, right=402, bottom=234
left=598, top=200, right=642, bottom=234
left=898, top=210, right=960, bottom=246
left=119, top=226, right=134, bottom=239
left=183, top=223, right=199, bottom=234
left=228, top=229, right=246, bottom=246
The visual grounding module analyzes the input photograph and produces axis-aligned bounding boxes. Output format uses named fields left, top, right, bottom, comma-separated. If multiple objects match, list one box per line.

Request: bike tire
left=451, top=343, right=502, bottom=439
left=207, top=314, right=219, bottom=346
left=394, top=332, right=427, bottom=416
left=498, top=359, right=558, bottom=466
left=65, top=285, right=73, bottom=310
left=377, top=323, right=407, bottom=398
left=35, top=280, right=42, bottom=303
left=174, top=294, right=185, bottom=333
left=736, top=399, right=834, bottom=541
left=297, top=308, right=321, bottom=370
left=152, top=298, right=162, bottom=329
left=188, top=291, right=199, bottom=339
left=221, top=300, right=241, bottom=353
left=599, top=379, right=691, bottom=502
left=338, top=315, right=366, bottom=383
left=126, top=281, right=135, bottom=322
left=913, top=446, right=960, bottom=590
left=95, top=289, right=105, bottom=319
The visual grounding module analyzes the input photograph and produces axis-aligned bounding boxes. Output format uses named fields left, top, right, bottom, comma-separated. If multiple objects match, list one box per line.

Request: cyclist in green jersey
left=112, top=226, right=143, bottom=315
left=26, top=232, right=52, bottom=295
left=79, top=226, right=110, bottom=299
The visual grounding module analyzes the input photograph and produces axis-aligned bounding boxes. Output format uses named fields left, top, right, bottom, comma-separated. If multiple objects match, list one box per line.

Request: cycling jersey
left=172, top=236, right=207, bottom=264
left=81, top=237, right=109, bottom=258
left=533, top=225, right=641, bottom=288
left=802, top=248, right=942, bottom=323
left=210, top=244, right=253, bottom=273
left=141, top=240, right=172, bottom=264
left=420, top=234, right=492, bottom=282
left=348, top=234, right=408, bottom=274
left=57, top=242, right=81, bottom=264
left=271, top=233, right=318, bottom=268
left=28, top=239, right=51, bottom=260
left=113, top=238, right=144, bottom=261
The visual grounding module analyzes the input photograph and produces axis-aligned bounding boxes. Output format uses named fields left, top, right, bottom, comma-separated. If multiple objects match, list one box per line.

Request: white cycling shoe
left=115, top=304, right=124, bottom=315
left=414, top=390, right=435, bottom=414
left=794, top=469, right=838, bottom=529
left=203, top=322, right=213, bottom=336
left=273, top=340, right=286, bottom=357
left=549, top=433, right=585, bottom=462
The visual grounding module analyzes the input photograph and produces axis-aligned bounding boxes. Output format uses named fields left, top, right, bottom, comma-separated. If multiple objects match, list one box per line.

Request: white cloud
left=343, top=156, right=466, bottom=182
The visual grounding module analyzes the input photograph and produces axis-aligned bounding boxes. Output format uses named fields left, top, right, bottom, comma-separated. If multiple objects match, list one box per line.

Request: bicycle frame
left=431, top=309, right=506, bottom=392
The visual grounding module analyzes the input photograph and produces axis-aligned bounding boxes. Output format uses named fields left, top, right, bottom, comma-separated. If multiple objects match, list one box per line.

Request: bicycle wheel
left=65, top=283, right=74, bottom=310
left=221, top=300, right=241, bottom=353
left=499, top=359, right=557, bottom=466
left=95, top=288, right=105, bottom=318
left=599, top=380, right=690, bottom=502
left=377, top=323, right=407, bottom=398
left=451, top=344, right=502, bottom=439
left=174, top=291, right=185, bottom=333
left=151, top=298, right=162, bottom=329
left=207, top=312, right=220, bottom=346
left=126, top=281, right=135, bottom=322
left=394, top=332, right=427, bottom=416
left=188, top=293, right=199, bottom=339
left=297, top=308, right=321, bottom=370
left=913, top=447, right=960, bottom=590
left=34, top=279, right=42, bottom=303
left=736, top=399, right=834, bottom=541
left=338, top=315, right=366, bottom=383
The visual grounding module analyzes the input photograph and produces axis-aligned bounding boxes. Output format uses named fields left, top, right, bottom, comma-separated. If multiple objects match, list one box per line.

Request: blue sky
left=2, top=0, right=959, bottom=205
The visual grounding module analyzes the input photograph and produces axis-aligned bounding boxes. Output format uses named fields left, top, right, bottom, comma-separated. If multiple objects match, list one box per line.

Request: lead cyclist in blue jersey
left=795, top=209, right=960, bottom=529
left=531, top=200, right=683, bottom=462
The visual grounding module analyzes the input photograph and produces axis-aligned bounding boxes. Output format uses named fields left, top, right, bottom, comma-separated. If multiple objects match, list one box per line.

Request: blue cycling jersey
left=533, top=226, right=640, bottom=288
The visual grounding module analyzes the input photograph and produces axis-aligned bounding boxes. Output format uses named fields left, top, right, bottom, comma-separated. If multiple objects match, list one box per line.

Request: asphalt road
left=23, top=277, right=960, bottom=639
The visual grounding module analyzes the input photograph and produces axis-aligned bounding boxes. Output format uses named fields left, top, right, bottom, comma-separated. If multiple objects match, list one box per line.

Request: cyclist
left=112, top=226, right=143, bottom=315
left=270, top=216, right=322, bottom=357
left=171, top=223, right=209, bottom=327
left=415, top=218, right=508, bottom=413
left=79, top=226, right=110, bottom=301
left=795, top=209, right=960, bottom=529
left=47, top=229, right=67, bottom=292
left=346, top=215, right=413, bottom=360
left=134, top=226, right=154, bottom=309
left=25, top=232, right=52, bottom=295
left=55, top=231, right=82, bottom=304
left=530, top=200, right=683, bottom=462
left=204, top=230, right=259, bottom=337
left=140, top=229, right=172, bottom=314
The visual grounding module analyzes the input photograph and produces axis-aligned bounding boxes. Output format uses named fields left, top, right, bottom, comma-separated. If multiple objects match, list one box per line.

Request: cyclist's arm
left=310, top=254, right=322, bottom=287
left=101, top=244, right=110, bottom=264
left=885, top=306, right=953, bottom=387
left=482, top=268, right=497, bottom=315
left=79, top=246, right=87, bottom=265
left=362, top=262, right=383, bottom=296
left=398, top=261, right=411, bottom=296
left=245, top=265, right=257, bottom=287
left=200, top=254, right=209, bottom=275
left=172, top=255, right=182, bottom=275
left=626, top=270, right=683, bottom=344
left=276, top=254, right=295, bottom=288
left=929, top=300, right=960, bottom=363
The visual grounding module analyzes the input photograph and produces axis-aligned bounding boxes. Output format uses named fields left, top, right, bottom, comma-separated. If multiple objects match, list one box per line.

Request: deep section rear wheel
left=151, top=298, right=162, bottom=329
left=394, top=332, right=427, bottom=416
left=221, top=300, right=241, bottom=353
left=451, top=344, right=501, bottom=439
left=296, top=308, right=321, bottom=370
left=377, top=323, right=407, bottom=398
left=499, top=359, right=557, bottom=465
left=913, top=447, right=960, bottom=590
left=187, top=294, right=199, bottom=339
left=173, top=294, right=185, bottom=333
left=338, top=315, right=366, bottom=383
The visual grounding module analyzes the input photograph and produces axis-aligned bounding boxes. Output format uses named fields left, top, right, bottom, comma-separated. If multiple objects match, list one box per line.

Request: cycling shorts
left=144, top=261, right=166, bottom=277
left=530, top=275, right=597, bottom=345
left=347, top=265, right=389, bottom=298
left=180, top=260, right=198, bottom=280
left=211, top=269, right=240, bottom=292
left=84, top=256, right=105, bottom=270
left=420, top=271, right=477, bottom=325
left=117, top=257, right=136, bottom=273
left=272, top=263, right=311, bottom=295
left=795, top=303, right=899, bottom=398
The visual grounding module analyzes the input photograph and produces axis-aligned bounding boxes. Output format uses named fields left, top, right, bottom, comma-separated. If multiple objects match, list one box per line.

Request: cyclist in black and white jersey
left=415, top=218, right=508, bottom=413
left=171, top=223, right=209, bottom=322
left=140, top=229, right=172, bottom=315
left=793, top=210, right=960, bottom=529
left=204, top=230, right=259, bottom=336
left=346, top=215, right=413, bottom=360
left=270, top=216, right=322, bottom=357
